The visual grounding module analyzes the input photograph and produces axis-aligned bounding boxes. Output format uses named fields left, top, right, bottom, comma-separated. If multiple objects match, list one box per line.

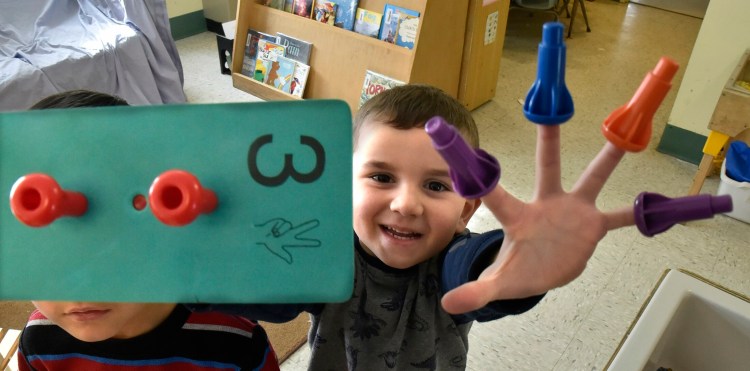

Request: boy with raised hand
left=194, top=84, right=551, bottom=369
left=17, top=90, right=280, bottom=371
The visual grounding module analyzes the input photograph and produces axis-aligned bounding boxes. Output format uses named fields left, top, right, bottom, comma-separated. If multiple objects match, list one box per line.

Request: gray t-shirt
left=307, top=244, right=472, bottom=370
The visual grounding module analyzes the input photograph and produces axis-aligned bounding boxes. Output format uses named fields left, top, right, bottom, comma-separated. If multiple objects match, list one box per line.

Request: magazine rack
left=231, top=0, right=472, bottom=111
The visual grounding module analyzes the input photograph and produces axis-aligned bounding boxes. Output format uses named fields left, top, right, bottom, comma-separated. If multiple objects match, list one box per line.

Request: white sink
left=606, top=269, right=750, bottom=371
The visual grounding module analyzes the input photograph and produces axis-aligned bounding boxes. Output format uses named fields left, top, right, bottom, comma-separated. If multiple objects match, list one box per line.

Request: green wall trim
left=169, top=10, right=206, bottom=41
left=656, top=124, right=707, bottom=165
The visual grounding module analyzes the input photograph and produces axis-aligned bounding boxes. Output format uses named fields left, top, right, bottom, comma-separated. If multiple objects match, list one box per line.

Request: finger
left=292, top=220, right=320, bottom=234
left=480, top=185, right=525, bottom=227
left=603, top=205, right=636, bottom=230
left=535, top=125, right=563, bottom=198
left=572, top=142, right=625, bottom=202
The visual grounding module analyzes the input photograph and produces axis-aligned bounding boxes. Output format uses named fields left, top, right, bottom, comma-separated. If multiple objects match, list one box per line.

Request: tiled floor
left=174, top=1, right=749, bottom=370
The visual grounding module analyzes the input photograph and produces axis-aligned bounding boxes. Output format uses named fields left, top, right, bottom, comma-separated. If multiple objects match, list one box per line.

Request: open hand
left=441, top=125, right=635, bottom=314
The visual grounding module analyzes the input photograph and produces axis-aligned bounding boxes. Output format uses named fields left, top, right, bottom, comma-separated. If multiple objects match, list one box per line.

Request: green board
left=0, top=100, right=353, bottom=303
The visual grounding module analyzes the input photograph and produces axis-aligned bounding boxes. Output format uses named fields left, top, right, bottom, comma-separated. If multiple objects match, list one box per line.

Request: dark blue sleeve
left=441, top=230, right=545, bottom=324
left=183, top=303, right=323, bottom=323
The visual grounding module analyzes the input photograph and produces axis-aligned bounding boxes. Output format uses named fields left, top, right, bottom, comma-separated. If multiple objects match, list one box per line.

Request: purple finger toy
left=425, top=116, right=500, bottom=199
left=634, top=192, right=733, bottom=237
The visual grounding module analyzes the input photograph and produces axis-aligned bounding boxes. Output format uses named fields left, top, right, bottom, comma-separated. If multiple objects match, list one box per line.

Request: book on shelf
left=329, top=0, right=358, bottom=31
left=379, top=4, right=420, bottom=48
left=353, top=8, right=382, bottom=38
left=394, top=12, right=419, bottom=49
left=283, top=0, right=294, bottom=12
left=241, top=29, right=278, bottom=78
left=264, top=0, right=285, bottom=10
left=276, top=33, right=312, bottom=64
left=313, top=1, right=337, bottom=25
left=359, top=70, right=405, bottom=108
left=264, top=55, right=297, bottom=93
left=290, top=62, right=310, bottom=98
left=253, top=39, right=286, bottom=83
left=292, top=0, right=314, bottom=18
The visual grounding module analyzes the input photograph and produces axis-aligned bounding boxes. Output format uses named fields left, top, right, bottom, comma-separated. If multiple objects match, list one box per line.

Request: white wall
left=165, top=0, right=203, bottom=18
left=668, top=0, right=750, bottom=136
left=202, top=0, right=238, bottom=22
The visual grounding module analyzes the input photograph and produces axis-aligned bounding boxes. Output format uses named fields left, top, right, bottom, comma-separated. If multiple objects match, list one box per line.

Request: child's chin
left=68, top=330, right=114, bottom=343
left=379, top=253, right=421, bottom=269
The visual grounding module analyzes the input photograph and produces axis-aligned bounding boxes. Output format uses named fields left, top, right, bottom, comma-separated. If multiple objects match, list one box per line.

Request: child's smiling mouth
left=381, top=225, right=422, bottom=240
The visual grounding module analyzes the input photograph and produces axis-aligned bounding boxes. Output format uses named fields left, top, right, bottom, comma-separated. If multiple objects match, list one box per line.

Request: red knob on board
left=149, top=170, right=217, bottom=226
left=9, top=173, right=88, bottom=227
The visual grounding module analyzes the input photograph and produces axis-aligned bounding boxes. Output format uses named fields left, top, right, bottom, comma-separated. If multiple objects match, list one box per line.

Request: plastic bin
left=717, top=160, right=750, bottom=223
left=606, top=269, right=750, bottom=371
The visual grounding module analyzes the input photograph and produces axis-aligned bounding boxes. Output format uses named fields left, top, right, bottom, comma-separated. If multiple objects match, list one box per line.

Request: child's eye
left=426, top=181, right=450, bottom=192
left=370, top=174, right=393, bottom=183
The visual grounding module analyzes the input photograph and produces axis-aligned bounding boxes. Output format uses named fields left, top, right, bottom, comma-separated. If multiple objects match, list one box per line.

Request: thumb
left=441, top=280, right=495, bottom=315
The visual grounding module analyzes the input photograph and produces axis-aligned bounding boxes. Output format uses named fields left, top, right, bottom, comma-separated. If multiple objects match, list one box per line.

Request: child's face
left=353, top=121, right=480, bottom=269
left=32, top=301, right=175, bottom=342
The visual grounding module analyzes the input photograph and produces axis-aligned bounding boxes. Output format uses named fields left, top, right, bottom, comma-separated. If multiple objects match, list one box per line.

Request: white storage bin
left=606, top=269, right=750, bottom=371
left=717, top=160, right=750, bottom=223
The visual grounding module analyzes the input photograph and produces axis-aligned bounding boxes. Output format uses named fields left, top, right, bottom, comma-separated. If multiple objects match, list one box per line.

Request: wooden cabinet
left=231, top=0, right=469, bottom=112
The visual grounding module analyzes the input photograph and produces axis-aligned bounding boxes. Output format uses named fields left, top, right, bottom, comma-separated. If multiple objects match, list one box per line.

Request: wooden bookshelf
left=231, top=0, right=471, bottom=112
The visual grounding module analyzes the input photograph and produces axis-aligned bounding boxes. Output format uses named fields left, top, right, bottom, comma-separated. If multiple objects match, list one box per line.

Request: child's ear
left=456, top=198, right=482, bottom=232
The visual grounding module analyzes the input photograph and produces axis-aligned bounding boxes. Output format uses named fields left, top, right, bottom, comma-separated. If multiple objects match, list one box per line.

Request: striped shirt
left=18, top=305, right=279, bottom=371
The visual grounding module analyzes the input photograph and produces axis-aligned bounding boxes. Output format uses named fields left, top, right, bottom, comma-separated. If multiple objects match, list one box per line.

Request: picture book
left=378, top=6, right=399, bottom=43
left=264, top=0, right=285, bottom=10
left=379, top=4, right=420, bottom=46
left=276, top=33, right=312, bottom=64
left=359, top=70, right=405, bottom=108
left=264, top=55, right=296, bottom=93
left=292, top=0, right=314, bottom=18
left=283, top=0, right=294, bottom=12
left=393, top=11, right=419, bottom=49
left=241, top=29, right=278, bottom=78
left=290, top=62, right=310, bottom=98
left=313, top=1, right=337, bottom=25
left=353, top=8, right=382, bottom=38
left=253, top=39, right=286, bottom=82
left=329, top=0, right=358, bottom=30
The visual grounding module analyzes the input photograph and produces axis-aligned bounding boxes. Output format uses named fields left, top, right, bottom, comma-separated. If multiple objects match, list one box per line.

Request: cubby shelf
left=231, top=0, right=472, bottom=112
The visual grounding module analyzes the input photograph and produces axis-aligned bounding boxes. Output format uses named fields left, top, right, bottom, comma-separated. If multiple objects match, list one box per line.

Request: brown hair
left=30, top=90, right=129, bottom=109
left=353, top=84, right=479, bottom=149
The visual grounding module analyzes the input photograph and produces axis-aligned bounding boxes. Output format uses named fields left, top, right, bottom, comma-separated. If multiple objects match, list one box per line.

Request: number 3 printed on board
left=247, top=135, right=326, bottom=187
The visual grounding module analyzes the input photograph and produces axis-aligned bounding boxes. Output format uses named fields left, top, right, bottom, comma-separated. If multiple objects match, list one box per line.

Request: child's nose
left=390, top=186, right=424, bottom=216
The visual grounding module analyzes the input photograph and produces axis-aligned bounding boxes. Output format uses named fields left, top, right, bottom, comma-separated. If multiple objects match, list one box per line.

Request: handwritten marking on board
left=255, top=218, right=321, bottom=264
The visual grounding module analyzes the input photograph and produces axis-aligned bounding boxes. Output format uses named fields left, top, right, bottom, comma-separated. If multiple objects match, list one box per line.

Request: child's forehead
left=355, top=119, right=423, bottom=145
left=354, top=117, right=471, bottom=149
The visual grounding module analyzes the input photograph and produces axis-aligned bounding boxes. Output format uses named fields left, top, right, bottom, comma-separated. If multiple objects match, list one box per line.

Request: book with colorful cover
left=378, top=6, right=399, bottom=43
left=276, top=33, right=312, bottom=64
left=353, top=8, right=382, bottom=38
left=313, top=1, right=337, bottom=25
left=253, top=39, right=286, bottom=82
left=264, top=0, right=285, bottom=10
left=379, top=4, right=420, bottom=46
left=264, top=55, right=296, bottom=93
left=283, top=0, right=294, bottom=12
left=292, top=0, right=314, bottom=18
left=359, top=70, right=405, bottom=108
left=241, top=29, right=278, bottom=78
left=290, top=62, right=310, bottom=98
left=329, top=0, right=358, bottom=30
left=394, top=11, right=419, bottom=49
